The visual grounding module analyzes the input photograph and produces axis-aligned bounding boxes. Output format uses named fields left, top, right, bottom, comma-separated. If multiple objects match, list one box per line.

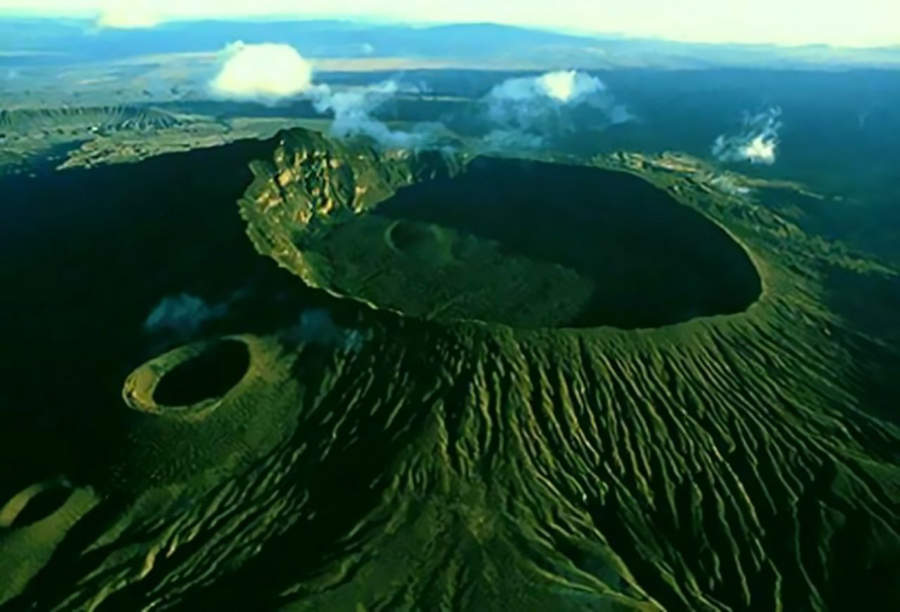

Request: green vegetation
left=1, top=128, right=898, bottom=611
left=0, top=104, right=330, bottom=174
left=0, top=106, right=184, bottom=133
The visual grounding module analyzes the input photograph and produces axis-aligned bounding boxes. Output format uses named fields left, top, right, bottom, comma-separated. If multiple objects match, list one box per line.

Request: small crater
left=387, top=221, right=436, bottom=252
left=0, top=480, right=73, bottom=529
left=153, top=339, right=251, bottom=408
left=385, top=220, right=451, bottom=265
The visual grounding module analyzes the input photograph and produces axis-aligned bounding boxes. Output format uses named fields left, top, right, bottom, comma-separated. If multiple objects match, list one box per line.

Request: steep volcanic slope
left=1, top=129, right=898, bottom=611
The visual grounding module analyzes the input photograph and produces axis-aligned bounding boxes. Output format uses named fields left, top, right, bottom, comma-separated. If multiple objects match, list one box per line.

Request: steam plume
left=490, top=70, right=607, bottom=108
left=286, top=309, right=370, bottom=353
left=209, top=41, right=433, bottom=148
left=710, top=175, right=752, bottom=196
left=143, top=294, right=228, bottom=338
left=713, top=107, right=783, bottom=165
left=483, top=70, right=632, bottom=150
left=311, top=81, right=437, bottom=149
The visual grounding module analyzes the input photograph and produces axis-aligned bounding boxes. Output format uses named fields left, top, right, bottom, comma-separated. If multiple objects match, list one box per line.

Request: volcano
left=1, top=129, right=898, bottom=611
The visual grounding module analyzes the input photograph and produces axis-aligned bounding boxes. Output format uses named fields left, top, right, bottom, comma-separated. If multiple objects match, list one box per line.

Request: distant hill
left=0, top=106, right=183, bottom=134
left=1, top=18, right=898, bottom=70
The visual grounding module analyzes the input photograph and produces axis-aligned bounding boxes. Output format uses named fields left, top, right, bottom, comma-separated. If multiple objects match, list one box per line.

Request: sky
left=0, top=0, right=897, bottom=48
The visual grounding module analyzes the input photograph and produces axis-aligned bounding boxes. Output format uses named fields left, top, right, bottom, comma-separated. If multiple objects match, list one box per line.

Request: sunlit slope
left=0, top=106, right=183, bottom=134
left=1, top=129, right=897, bottom=611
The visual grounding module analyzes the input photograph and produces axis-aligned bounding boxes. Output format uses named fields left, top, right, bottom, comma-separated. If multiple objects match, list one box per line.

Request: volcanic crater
left=3, top=129, right=897, bottom=612
left=152, top=339, right=251, bottom=408
left=288, top=155, right=762, bottom=329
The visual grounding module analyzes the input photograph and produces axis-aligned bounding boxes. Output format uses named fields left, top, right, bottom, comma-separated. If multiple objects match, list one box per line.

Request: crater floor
left=307, top=157, right=762, bottom=328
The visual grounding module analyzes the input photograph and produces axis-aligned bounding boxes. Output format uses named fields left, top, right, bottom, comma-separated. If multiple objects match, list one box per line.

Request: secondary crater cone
left=153, top=339, right=251, bottom=408
left=123, top=338, right=252, bottom=415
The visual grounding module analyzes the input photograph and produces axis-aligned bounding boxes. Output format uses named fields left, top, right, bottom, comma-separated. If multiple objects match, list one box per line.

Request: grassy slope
left=1, top=129, right=898, bottom=610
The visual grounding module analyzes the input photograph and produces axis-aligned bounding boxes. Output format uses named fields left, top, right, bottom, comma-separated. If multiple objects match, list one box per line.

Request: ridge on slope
left=0, top=129, right=897, bottom=611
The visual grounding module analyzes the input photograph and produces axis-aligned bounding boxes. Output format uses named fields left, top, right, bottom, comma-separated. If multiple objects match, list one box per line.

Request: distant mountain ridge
left=0, top=18, right=898, bottom=70
left=0, top=106, right=183, bottom=134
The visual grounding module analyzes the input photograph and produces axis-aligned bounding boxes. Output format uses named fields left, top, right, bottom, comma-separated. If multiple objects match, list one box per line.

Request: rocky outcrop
left=239, top=128, right=469, bottom=290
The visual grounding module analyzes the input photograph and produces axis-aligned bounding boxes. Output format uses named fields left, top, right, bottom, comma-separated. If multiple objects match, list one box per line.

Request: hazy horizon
left=0, top=0, right=896, bottom=48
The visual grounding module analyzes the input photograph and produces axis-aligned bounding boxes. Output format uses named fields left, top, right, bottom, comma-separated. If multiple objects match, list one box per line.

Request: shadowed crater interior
left=368, top=157, right=762, bottom=329
left=387, top=221, right=437, bottom=253
left=0, top=480, right=73, bottom=529
left=153, top=339, right=251, bottom=407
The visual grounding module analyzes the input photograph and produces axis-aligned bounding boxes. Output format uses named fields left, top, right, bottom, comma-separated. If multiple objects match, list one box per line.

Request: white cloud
left=487, top=70, right=629, bottom=123
left=211, top=42, right=314, bottom=100
left=208, top=40, right=435, bottom=148
left=537, top=70, right=605, bottom=103
left=741, top=135, right=777, bottom=164
left=713, top=107, right=783, bottom=165
left=488, top=71, right=605, bottom=109
left=95, top=1, right=160, bottom=29
left=483, top=70, right=632, bottom=151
